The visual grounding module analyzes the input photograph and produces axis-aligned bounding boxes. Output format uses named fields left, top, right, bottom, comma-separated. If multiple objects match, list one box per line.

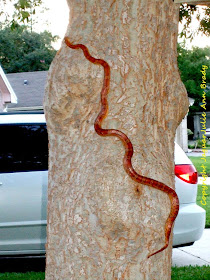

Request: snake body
left=65, top=37, right=179, bottom=258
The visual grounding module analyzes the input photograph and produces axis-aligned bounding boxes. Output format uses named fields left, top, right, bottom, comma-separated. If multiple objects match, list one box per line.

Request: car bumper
left=173, top=203, right=206, bottom=246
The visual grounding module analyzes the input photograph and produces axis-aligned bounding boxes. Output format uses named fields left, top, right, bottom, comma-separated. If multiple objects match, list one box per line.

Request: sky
left=41, top=0, right=69, bottom=48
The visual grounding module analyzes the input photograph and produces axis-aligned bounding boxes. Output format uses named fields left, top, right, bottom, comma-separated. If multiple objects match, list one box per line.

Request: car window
left=0, top=124, right=48, bottom=173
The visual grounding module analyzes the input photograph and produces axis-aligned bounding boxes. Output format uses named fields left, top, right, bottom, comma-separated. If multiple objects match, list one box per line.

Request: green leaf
left=20, top=10, right=30, bottom=20
left=19, top=0, right=27, bottom=9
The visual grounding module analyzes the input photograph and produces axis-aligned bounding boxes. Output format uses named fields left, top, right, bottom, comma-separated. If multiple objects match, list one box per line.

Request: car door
left=0, top=123, right=48, bottom=254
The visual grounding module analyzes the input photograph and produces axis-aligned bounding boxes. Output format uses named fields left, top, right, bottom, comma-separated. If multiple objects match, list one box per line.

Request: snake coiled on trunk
left=65, top=37, right=179, bottom=258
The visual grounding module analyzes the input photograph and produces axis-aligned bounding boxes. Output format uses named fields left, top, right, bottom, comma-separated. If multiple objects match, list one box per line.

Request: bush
left=187, top=129, right=194, bottom=136
left=188, top=144, right=195, bottom=149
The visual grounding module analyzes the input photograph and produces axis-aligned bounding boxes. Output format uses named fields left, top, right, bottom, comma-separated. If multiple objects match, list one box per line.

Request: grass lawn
left=1, top=267, right=210, bottom=279
left=188, top=156, right=210, bottom=228
left=188, top=156, right=210, bottom=177
left=0, top=272, right=45, bottom=279
left=172, top=266, right=210, bottom=280
left=197, top=184, right=210, bottom=228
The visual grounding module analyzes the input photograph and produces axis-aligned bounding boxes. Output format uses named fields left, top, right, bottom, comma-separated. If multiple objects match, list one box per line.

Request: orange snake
left=65, top=37, right=179, bottom=258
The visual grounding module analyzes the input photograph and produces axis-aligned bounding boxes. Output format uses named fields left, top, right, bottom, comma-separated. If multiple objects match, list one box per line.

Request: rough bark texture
left=44, top=0, right=189, bottom=279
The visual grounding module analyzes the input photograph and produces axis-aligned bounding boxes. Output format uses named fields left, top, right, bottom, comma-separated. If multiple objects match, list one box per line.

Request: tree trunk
left=44, top=0, right=189, bottom=279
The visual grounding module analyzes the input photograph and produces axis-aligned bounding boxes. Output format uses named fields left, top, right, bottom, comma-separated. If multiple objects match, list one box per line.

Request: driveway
left=172, top=229, right=210, bottom=267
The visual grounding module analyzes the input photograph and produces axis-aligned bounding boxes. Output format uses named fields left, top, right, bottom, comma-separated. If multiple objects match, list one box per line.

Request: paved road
left=172, top=229, right=210, bottom=267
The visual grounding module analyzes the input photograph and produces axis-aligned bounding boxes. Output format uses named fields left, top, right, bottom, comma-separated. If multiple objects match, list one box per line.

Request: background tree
left=177, top=44, right=210, bottom=113
left=0, top=25, right=57, bottom=73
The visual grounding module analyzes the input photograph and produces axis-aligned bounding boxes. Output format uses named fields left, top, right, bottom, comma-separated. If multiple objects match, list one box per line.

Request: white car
left=173, top=143, right=205, bottom=246
left=0, top=112, right=206, bottom=255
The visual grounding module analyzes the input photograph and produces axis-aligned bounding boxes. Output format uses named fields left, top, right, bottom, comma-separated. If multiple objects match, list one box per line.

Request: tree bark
left=44, top=0, right=189, bottom=279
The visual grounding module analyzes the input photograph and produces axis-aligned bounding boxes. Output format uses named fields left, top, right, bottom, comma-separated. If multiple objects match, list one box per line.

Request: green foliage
left=194, top=139, right=210, bottom=149
left=0, top=0, right=45, bottom=31
left=0, top=25, right=57, bottom=73
left=199, top=8, right=210, bottom=36
left=172, top=266, right=210, bottom=280
left=179, top=4, right=197, bottom=38
left=13, top=0, right=43, bottom=28
left=1, top=267, right=210, bottom=279
left=179, top=4, right=210, bottom=38
left=187, top=129, right=193, bottom=136
left=9, top=0, right=42, bottom=22
left=188, top=145, right=195, bottom=149
left=1, top=1, right=209, bottom=39
left=177, top=44, right=210, bottom=113
left=197, top=184, right=210, bottom=228
left=0, top=272, right=45, bottom=279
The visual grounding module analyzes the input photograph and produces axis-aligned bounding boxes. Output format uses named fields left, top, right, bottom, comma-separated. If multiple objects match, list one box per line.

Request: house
left=194, top=112, right=210, bottom=139
left=6, top=71, right=48, bottom=111
left=0, top=65, right=17, bottom=111
left=175, top=116, right=188, bottom=152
